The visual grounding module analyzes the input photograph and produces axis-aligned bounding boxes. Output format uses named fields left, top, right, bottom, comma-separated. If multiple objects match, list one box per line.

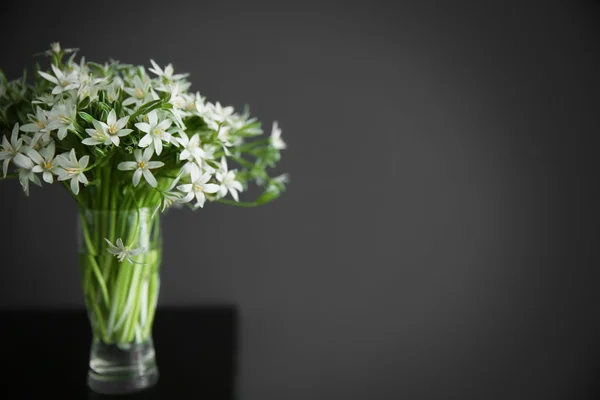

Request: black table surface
left=0, top=307, right=238, bottom=399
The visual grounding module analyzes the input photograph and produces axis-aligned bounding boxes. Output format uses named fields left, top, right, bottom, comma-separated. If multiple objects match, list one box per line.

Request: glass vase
left=77, top=207, right=162, bottom=394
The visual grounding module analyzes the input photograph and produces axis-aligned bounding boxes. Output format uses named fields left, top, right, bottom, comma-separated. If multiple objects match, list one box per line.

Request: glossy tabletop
left=0, top=307, right=237, bottom=399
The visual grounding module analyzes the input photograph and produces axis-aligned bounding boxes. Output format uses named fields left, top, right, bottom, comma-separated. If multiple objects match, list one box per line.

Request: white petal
left=27, top=149, right=44, bottom=164
left=132, top=169, right=142, bottom=186
left=133, top=149, right=143, bottom=163
left=143, top=169, right=157, bottom=187
left=43, top=171, right=53, bottom=184
left=107, top=109, right=117, bottom=126
left=118, top=161, right=137, bottom=171
left=154, top=137, right=163, bottom=155
left=79, top=155, right=90, bottom=169
left=203, top=183, right=220, bottom=194
left=138, top=133, right=152, bottom=147
left=13, top=153, right=34, bottom=169
left=142, top=147, right=154, bottom=162
left=177, top=184, right=192, bottom=192
left=70, top=177, right=80, bottom=195
left=135, top=122, right=151, bottom=134
left=146, top=161, right=164, bottom=169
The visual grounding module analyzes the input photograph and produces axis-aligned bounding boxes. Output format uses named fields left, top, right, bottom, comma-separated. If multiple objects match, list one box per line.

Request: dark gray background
left=1, top=0, right=599, bottom=398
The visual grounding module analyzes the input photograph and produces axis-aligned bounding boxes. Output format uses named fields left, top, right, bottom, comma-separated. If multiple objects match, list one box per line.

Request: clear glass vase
left=77, top=207, right=162, bottom=394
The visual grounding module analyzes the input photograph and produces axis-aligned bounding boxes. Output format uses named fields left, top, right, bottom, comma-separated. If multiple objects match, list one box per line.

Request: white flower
left=55, top=149, right=89, bottom=195
left=13, top=152, right=41, bottom=196
left=217, top=125, right=233, bottom=153
left=270, top=121, right=286, bottom=150
left=153, top=174, right=185, bottom=217
left=209, top=102, right=234, bottom=124
left=0, top=123, right=23, bottom=177
left=176, top=132, right=205, bottom=164
left=47, top=102, right=76, bottom=140
left=166, top=83, right=186, bottom=127
left=117, top=147, right=164, bottom=187
left=20, top=107, right=51, bottom=138
left=38, top=64, right=79, bottom=95
left=83, top=110, right=132, bottom=146
left=123, top=75, right=152, bottom=107
left=32, top=94, right=57, bottom=107
left=135, top=110, right=172, bottom=155
left=78, top=73, right=104, bottom=101
left=177, top=171, right=219, bottom=208
left=104, top=238, right=144, bottom=263
left=106, top=79, right=123, bottom=103
left=28, top=141, right=60, bottom=184
left=148, top=59, right=187, bottom=88
left=216, top=156, right=243, bottom=201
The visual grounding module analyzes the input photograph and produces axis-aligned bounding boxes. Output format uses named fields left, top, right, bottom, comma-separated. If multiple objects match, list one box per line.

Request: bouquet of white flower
left=0, top=42, right=288, bottom=394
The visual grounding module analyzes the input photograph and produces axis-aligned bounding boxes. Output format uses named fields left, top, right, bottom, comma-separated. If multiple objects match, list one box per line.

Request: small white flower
left=209, top=102, right=234, bottom=124
left=270, top=121, right=286, bottom=150
left=13, top=152, right=42, bottom=196
left=148, top=59, right=187, bottom=88
left=176, top=132, right=205, bottom=164
left=153, top=174, right=185, bottom=217
left=135, top=110, right=172, bottom=155
left=32, top=94, right=57, bottom=107
left=123, top=75, right=152, bottom=107
left=47, top=102, right=76, bottom=140
left=28, top=141, right=60, bottom=184
left=83, top=110, right=132, bottom=147
left=106, top=79, right=123, bottom=103
left=117, top=147, right=164, bottom=187
left=55, top=149, right=89, bottom=195
left=0, top=123, right=23, bottom=177
left=20, top=107, right=51, bottom=138
left=216, top=157, right=243, bottom=201
left=216, top=125, right=233, bottom=154
left=77, top=73, right=104, bottom=101
left=104, top=238, right=144, bottom=263
left=38, top=64, right=79, bottom=95
left=177, top=171, right=219, bottom=208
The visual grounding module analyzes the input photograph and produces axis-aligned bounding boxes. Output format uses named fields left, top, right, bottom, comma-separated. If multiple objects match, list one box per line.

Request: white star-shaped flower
left=38, top=64, right=79, bottom=95
left=83, top=109, right=132, bottom=147
left=135, top=110, right=172, bottom=155
left=117, top=147, right=164, bottom=187
left=177, top=171, right=219, bottom=208
left=47, top=102, right=76, bottom=140
left=216, top=157, right=243, bottom=201
left=55, top=149, right=89, bottom=195
left=28, top=141, right=60, bottom=184
left=270, top=121, right=286, bottom=150
left=104, top=238, right=144, bottom=263
left=0, top=123, right=23, bottom=177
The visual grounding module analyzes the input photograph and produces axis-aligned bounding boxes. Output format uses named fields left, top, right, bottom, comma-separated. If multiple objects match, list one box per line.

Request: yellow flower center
left=36, top=121, right=46, bottom=129
left=153, top=128, right=162, bottom=137
left=65, top=167, right=76, bottom=174
left=135, top=88, right=144, bottom=98
left=44, top=162, right=52, bottom=169
left=108, top=124, right=118, bottom=134
left=138, top=161, right=146, bottom=169
left=194, top=184, right=202, bottom=192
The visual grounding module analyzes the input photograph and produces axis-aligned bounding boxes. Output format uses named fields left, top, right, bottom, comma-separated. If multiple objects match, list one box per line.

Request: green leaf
left=130, top=99, right=162, bottom=119
left=78, top=96, right=91, bottom=109
left=255, top=189, right=280, bottom=205
left=78, top=111, right=94, bottom=123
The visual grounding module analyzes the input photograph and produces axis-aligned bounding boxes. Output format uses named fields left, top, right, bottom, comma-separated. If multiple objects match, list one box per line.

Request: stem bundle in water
left=78, top=207, right=162, bottom=346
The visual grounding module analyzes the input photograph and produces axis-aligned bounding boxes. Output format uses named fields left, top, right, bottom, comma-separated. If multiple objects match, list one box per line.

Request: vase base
left=87, top=339, right=159, bottom=394
left=87, top=368, right=159, bottom=394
